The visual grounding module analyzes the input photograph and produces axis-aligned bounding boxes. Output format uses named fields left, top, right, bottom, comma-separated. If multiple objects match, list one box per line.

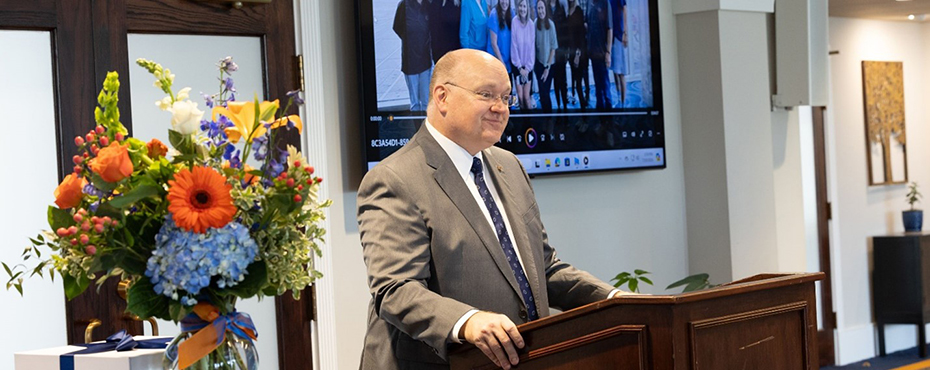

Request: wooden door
left=0, top=1, right=312, bottom=368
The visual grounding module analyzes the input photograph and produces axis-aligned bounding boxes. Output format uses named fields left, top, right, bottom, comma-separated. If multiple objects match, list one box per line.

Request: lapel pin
left=497, top=165, right=503, bottom=172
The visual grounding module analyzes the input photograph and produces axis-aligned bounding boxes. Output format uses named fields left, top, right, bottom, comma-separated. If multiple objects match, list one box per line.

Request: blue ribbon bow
left=180, top=310, right=258, bottom=347
left=59, top=330, right=171, bottom=370
left=181, top=311, right=258, bottom=345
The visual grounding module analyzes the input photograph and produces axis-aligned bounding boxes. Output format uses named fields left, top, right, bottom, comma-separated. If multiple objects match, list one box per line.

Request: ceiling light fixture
left=909, top=14, right=917, bottom=20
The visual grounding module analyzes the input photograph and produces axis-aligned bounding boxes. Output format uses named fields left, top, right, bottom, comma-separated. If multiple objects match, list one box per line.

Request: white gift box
left=14, top=336, right=172, bottom=370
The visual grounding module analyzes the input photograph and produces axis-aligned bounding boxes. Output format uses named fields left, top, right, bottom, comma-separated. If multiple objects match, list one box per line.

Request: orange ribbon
left=177, top=303, right=258, bottom=369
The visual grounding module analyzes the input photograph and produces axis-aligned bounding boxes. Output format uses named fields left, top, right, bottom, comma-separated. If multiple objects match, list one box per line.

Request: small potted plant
left=904, top=182, right=923, bottom=232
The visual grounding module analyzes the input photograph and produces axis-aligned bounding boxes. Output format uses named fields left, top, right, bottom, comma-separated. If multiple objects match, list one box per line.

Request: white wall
left=0, top=31, right=67, bottom=369
left=313, top=0, right=689, bottom=368
left=828, top=17, right=930, bottom=364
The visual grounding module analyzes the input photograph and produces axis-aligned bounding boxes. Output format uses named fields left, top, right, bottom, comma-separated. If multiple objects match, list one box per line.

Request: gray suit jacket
left=357, top=124, right=614, bottom=369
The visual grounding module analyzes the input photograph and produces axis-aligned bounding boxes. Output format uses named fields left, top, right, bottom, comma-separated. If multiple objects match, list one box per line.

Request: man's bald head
left=425, top=49, right=512, bottom=155
left=428, top=49, right=508, bottom=100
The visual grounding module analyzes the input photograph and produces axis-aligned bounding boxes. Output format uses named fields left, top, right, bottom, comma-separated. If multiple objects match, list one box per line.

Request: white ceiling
left=830, top=0, right=930, bottom=22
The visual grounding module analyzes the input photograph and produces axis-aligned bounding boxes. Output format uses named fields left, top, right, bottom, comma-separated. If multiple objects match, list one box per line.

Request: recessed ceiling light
left=909, top=14, right=916, bottom=20
left=898, top=0, right=914, bottom=2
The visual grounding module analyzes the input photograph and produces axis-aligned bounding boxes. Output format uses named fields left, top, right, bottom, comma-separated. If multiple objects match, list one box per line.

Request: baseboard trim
left=836, top=323, right=928, bottom=365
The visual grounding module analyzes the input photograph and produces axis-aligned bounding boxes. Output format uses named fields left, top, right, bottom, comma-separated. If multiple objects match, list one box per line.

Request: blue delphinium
left=145, top=216, right=258, bottom=306
left=252, top=136, right=267, bottom=161
left=286, top=90, right=305, bottom=106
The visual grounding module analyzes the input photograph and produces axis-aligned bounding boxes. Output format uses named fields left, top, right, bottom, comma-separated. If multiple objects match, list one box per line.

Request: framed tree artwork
left=862, top=61, right=908, bottom=185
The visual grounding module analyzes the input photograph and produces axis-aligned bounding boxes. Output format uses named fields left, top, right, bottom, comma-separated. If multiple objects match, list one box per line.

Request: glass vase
left=163, top=328, right=259, bottom=370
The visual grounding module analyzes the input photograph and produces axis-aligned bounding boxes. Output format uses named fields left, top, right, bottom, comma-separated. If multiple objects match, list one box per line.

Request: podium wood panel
left=450, top=273, right=822, bottom=370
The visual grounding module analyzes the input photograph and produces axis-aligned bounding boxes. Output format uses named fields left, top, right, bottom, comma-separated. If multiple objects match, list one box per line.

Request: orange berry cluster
left=71, top=126, right=125, bottom=175
left=54, top=208, right=119, bottom=255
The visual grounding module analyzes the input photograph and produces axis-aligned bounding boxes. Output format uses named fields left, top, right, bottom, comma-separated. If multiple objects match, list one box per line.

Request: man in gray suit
left=358, top=49, right=625, bottom=370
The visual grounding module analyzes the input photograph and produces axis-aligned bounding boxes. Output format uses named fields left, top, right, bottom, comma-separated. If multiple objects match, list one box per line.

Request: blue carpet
left=822, top=346, right=930, bottom=369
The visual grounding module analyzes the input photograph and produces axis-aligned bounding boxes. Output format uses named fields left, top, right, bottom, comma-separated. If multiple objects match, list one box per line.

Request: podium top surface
left=515, top=272, right=823, bottom=332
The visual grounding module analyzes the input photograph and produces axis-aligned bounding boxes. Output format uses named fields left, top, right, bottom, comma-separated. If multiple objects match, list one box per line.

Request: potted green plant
left=611, top=269, right=653, bottom=293
left=904, top=182, right=923, bottom=232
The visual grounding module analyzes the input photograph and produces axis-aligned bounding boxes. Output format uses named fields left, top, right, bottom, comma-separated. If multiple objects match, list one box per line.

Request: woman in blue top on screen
left=487, top=0, right=513, bottom=78
left=534, top=0, right=558, bottom=112
left=510, top=0, right=535, bottom=110
left=460, top=0, right=488, bottom=50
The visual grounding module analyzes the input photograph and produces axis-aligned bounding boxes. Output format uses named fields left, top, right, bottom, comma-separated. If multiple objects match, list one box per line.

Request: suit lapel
left=416, top=128, right=523, bottom=301
left=482, top=150, right=543, bottom=315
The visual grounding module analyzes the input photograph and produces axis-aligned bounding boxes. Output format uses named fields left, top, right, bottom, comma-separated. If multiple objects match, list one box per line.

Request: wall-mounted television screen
left=356, top=0, right=664, bottom=175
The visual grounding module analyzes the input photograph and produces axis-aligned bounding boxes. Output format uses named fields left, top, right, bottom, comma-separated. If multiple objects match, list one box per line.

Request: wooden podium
left=449, top=272, right=823, bottom=370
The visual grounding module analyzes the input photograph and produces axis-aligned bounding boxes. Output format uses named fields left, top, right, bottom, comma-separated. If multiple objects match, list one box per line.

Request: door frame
left=812, top=106, right=837, bottom=366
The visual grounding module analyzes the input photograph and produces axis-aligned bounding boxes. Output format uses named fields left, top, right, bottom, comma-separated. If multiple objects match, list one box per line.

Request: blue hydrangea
left=145, top=217, right=258, bottom=305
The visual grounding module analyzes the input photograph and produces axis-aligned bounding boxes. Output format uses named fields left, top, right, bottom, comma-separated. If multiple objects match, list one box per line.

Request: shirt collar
left=425, top=119, right=483, bottom=179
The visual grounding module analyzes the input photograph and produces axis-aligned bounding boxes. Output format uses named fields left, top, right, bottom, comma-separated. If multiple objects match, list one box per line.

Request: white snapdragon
left=176, top=87, right=191, bottom=101
left=155, top=96, right=172, bottom=111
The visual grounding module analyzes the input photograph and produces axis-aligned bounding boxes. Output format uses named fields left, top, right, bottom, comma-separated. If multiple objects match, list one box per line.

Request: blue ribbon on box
left=59, top=330, right=171, bottom=370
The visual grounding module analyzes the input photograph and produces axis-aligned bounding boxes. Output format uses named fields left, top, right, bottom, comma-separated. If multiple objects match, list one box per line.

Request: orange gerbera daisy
left=167, top=166, right=236, bottom=233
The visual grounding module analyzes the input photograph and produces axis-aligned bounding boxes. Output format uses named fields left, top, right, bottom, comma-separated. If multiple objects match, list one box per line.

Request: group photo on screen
left=376, top=0, right=654, bottom=112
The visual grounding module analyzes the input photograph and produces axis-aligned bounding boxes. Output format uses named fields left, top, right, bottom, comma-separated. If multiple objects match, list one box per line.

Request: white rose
left=167, top=100, right=204, bottom=135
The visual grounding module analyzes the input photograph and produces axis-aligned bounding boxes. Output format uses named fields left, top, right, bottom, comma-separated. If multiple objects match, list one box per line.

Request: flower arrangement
left=3, top=57, right=330, bottom=368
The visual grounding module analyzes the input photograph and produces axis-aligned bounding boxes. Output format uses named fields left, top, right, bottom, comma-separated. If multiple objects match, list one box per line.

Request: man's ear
left=434, top=86, right=450, bottom=115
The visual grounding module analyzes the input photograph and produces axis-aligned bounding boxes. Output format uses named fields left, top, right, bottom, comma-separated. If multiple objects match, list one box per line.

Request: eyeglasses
left=444, top=82, right=518, bottom=107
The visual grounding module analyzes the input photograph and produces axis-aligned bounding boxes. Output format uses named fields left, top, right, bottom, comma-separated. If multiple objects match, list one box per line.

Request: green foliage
left=666, top=273, right=718, bottom=293
left=107, top=184, right=160, bottom=209
left=90, top=172, right=118, bottom=193
left=47, top=206, right=73, bottom=231
left=907, top=182, right=922, bottom=210
left=127, top=278, right=171, bottom=320
left=168, top=129, right=197, bottom=157
left=611, top=269, right=653, bottom=293
left=63, top=273, right=91, bottom=300
left=220, top=260, right=268, bottom=299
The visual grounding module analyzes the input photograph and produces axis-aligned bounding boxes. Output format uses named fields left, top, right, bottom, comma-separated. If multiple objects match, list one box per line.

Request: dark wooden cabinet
left=450, top=273, right=822, bottom=369
left=873, top=232, right=930, bottom=357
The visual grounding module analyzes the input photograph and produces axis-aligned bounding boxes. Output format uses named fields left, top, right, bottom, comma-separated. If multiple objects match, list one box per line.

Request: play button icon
left=525, top=128, right=537, bottom=149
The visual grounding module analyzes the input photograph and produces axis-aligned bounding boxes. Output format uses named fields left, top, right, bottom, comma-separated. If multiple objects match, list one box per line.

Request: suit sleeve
left=357, top=164, right=475, bottom=358
left=512, top=154, right=615, bottom=310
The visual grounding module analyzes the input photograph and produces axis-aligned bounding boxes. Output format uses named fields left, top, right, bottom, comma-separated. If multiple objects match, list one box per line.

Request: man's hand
left=460, top=311, right=525, bottom=369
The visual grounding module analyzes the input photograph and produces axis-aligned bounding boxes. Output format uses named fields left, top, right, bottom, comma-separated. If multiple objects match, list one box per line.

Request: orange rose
left=54, top=173, right=87, bottom=209
left=146, top=138, right=168, bottom=158
left=90, top=142, right=133, bottom=182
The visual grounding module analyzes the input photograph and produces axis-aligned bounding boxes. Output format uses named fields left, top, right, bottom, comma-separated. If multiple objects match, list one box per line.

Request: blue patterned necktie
left=470, top=157, right=539, bottom=321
